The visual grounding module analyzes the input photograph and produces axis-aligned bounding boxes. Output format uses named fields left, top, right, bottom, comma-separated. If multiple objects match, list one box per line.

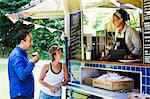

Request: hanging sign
left=143, top=0, right=150, bottom=63
left=69, top=11, right=82, bottom=59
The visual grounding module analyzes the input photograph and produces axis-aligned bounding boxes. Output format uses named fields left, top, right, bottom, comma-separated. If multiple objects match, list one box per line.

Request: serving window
left=69, top=8, right=143, bottom=62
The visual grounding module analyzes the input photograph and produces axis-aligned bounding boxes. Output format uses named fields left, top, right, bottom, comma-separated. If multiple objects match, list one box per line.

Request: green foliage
left=30, top=18, right=64, bottom=60
left=0, top=0, right=65, bottom=60
left=93, top=13, right=108, bottom=30
left=0, top=17, right=65, bottom=59
left=0, top=16, right=33, bottom=57
left=34, top=18, right=64, bottom=30
left=96, top=30, right=106, bottom=36
left=83, top=14, right=89, bottom=25
left=129, top=19, right=138, bottom=28
left=0, top=0, right=30, bottom=15
left=31, top=28, right=64, bottom=60
left=0, top=0, right=31, bottom=57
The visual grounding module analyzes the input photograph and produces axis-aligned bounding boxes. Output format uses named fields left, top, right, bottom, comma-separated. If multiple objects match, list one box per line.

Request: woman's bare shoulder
left=62, top=63, right=67, bottom=69
left=62, top=63, right=67, bottom=66
left=42, top=64, right=49, bottom=70
left=44, top=64, right=49, bottom=66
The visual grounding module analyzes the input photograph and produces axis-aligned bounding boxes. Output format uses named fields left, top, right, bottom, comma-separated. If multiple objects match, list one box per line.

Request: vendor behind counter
left=101, top=9, right=142, bottom=61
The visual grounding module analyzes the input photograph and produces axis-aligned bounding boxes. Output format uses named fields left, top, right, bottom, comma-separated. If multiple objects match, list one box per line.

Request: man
left=8, top=31, right=39, bottom=99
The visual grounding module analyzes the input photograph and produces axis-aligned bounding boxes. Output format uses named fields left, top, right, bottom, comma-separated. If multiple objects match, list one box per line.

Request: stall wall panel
left=68, top=61, right=150, bottom=94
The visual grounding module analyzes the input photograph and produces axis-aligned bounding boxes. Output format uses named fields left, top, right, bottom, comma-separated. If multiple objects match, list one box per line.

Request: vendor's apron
left=109, top=31, right=130, bottom=61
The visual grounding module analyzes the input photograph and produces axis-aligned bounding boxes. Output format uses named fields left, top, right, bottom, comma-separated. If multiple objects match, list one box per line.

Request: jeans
left=12, top=96, right=32, bottom=99
left=39, top=91, right=61, bottom=99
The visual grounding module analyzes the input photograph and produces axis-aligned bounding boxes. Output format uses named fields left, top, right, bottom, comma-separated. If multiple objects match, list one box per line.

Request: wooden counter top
left=69, top=59, right=150, bottom=67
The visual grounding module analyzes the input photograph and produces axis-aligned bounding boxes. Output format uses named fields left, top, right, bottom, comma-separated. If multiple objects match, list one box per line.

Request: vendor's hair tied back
left=116, top=9, right=130, bottom=22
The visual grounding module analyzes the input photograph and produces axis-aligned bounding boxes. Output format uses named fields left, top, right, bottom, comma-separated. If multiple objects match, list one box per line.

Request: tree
left=31, top=18, right=64, bottom=59
left=0, top=0, right=65, bottom=60
left=0, top=0, right=31, bottom=57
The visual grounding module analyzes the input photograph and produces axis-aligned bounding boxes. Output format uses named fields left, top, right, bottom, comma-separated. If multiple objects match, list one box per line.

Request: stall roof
left=24, top=0, right=64, bottom=19
left=23, top=0, right=142, bottom=19
left=82, top=0, right=142, bottom=9
left=118, top=0, right=142, bottom=9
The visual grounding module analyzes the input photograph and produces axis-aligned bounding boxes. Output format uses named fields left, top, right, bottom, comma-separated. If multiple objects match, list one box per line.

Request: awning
left=21, top=0, right=142, bottom=19
left=23, top=0, right=64, bottom=19
left=118, top=0, right=142, bottom=9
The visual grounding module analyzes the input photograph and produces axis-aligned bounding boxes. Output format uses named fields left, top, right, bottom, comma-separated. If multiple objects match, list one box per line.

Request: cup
left=86, top=51, right=91, bottom=60
left=31, top=52, right=38, bottom=57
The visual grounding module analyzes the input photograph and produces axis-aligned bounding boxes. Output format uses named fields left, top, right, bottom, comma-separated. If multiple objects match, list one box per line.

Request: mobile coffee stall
left=62, top=0, right=150, bottom=99
left=15, top=0, right=150, bottom=98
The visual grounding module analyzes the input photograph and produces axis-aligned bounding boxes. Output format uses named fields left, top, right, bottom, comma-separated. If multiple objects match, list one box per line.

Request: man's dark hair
left=17, top=32, right=30, bottom=44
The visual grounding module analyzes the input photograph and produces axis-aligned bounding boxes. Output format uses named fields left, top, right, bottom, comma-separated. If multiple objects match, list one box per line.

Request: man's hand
left=31, top=55, right=39, bottom=63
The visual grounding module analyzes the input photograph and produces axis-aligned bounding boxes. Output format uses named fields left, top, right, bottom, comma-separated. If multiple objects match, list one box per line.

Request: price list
left=69, top=11, right=82, bottom=59
left=144, top=0, right=150, bottom=63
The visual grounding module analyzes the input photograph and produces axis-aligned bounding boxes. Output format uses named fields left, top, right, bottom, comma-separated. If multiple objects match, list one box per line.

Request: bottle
left=86, top=44, right=92, bottom=60
left=114, top=42, right=120, bottom=50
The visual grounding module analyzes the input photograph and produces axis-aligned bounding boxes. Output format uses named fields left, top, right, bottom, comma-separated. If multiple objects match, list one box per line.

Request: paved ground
left=0, top=58, right=50, bottom=99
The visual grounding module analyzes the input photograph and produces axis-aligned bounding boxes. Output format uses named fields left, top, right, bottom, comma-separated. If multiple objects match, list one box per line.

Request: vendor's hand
left=124, top=55, right=128, bottom=59
left=124, top=53, right=135, bottom=60
left=100, top=55, right=111, bottom=61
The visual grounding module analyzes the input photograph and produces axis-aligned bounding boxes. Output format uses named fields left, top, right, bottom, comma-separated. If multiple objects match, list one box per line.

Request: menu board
left=69, top=11, right=82, bottom=59
left=143, top=0, right=150, bottom=63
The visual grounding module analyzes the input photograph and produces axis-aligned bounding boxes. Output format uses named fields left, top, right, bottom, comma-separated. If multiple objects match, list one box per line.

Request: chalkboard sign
left=69, top=11, right=82, bottom=59
left=143, top=0, right=150, bottom=63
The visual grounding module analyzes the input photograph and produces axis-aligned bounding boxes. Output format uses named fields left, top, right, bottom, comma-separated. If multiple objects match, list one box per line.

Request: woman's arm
left=62, top=63, right=69, bottom=86
left=39, top=64, right=56, bottom=94
left=54, top=63, right=69, bottom=89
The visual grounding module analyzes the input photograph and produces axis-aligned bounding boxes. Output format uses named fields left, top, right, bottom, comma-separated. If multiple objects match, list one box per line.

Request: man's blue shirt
left=8, top=46, right=35, bottom=98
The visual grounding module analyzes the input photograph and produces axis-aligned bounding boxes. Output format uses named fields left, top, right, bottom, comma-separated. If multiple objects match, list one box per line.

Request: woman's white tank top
left=41, top=63, right=64, bottom=96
